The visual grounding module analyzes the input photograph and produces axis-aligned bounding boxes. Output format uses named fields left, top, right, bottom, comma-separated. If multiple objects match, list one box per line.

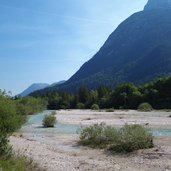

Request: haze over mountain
left=19, top=83, right=49, bottom=97
left=36, top=0, right=171, bottom=93
left=19, top=81, right=66, bottom=97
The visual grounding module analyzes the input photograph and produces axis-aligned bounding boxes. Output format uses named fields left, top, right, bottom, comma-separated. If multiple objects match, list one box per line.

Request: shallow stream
left=19, top=110, right=171, bottom=136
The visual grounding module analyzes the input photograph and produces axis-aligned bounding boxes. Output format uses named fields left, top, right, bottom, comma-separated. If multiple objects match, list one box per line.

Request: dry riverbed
left=10, top=110, right=171, bottom=171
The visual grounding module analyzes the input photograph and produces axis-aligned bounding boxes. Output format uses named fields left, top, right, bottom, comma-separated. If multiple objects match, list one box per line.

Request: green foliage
left=34, top=76, right=171, bottom=110
left=91, top=104, right=100, bottom=110
left=109, top=124, right=154, bottom=152
left=138, top=102, right=153, bottom=112
left=79, top=123, right=117, bottom=148
left=42, top=115, right=57, bottom=127
left=16, top=97, right=47, bottom=115
left=0, top=155, right=44, bottom=171
left=0, top=134, right=12, bottom=159
left=76, top=103, right=85, bottom=109
left=0, top=92, right=23, bottom=158
left=79, top=124, right=153, bottom=152
left=0, top=96, right=21, bottom=134
left=110, top=83, right=142, bottom=109
left=78, top=86, right=90, bottom=104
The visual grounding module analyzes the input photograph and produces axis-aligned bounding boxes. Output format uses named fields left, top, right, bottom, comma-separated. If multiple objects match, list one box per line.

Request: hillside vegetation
left=34, top=76, right=171, bottom=110
left=0, top=91, right=47, bottom=170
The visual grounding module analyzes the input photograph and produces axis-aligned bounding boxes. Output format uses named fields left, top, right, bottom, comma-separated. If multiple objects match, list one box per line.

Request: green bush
left=76, top=103, right=85, bottom=109
left=109, top=124, right=154, bottom=152
left=138, top=102, right=153, bottom=112
left=0, top=94, right=22, bottom=158
left=16, top=97, right=47, bottom=116
left=79, top=123, right=116, bottom=148
left=0, top=134, right=12, bottom=159
left=79, top=124, right=153, bottom=152
left=42, top=115, right=57, bottom=127
left=106, top=108, right=114, bottom=112
left=91, top=104, right=100, bottom=110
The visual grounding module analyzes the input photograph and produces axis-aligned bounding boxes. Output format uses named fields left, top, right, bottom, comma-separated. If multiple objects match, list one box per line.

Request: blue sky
left=0, top=0, right=147, bottom=95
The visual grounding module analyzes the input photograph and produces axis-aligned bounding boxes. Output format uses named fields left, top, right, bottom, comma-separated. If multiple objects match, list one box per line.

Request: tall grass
left=0, top=155, right=45, bottom=171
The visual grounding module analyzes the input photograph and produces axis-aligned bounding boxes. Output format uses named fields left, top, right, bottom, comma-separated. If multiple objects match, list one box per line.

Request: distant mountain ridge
left=19, top=81, right=66, bottom=97
left=35, top=0, right=171, bottom=93
left=18, top=83, right=50, bottom=97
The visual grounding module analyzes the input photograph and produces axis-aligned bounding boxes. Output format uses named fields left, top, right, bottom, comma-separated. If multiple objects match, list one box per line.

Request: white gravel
left=10, top=110, right=171, bottom=171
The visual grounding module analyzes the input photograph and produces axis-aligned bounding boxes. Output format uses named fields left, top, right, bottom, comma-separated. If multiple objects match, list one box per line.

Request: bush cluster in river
left=79, top=123, right=154, bottom=152
left=43, top=114, right=57, bottom=127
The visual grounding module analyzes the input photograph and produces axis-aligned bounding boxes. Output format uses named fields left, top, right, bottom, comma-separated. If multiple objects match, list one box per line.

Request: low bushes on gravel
left=91, top=104, right=100, bottom=110
left=138, top=102, right=153, bottom=112
left=106, top=108, right=114, bottom=112
left=79, top=123, right=154, bottom=152
left=42, top=115, right=57, bottom=127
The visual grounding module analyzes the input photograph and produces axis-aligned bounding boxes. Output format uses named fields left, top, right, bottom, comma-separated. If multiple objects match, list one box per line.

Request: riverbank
left=56, top=110, right=171, bottom=130
left=10, top=110, right=171, bottom=171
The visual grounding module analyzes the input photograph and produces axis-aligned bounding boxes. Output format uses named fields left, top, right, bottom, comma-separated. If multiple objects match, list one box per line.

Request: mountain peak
left=144, top=0, right=171, bottom=10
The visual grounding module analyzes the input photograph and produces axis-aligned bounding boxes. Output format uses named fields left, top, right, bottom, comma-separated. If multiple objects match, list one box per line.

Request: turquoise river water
left=20, top=111, right=171, bottom=136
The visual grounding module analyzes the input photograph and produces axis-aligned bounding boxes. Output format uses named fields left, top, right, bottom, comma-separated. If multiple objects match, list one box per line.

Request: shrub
left=109, top=124, right=154, bottom=152
left=76, top=103, right=85, bottom=109
left=16, top=97, right=47, bottom=116
left=42, top=115, right=56, bottom=127
left=79, top=123, right=117, bottom=148
left=79, top=124, right=153, bottom=152
left=91, top=104, right=100, bottom=110
left=0, top=134, right=12, bottom=159
left=138, top=102, right=153, bottom=112
left=106, top=108, right=114, bottom=112
left=0, top=94, right=22, bottom=158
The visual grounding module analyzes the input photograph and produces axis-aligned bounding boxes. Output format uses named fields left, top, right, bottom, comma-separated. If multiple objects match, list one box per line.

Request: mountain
left=18, top=83, right=50, bottom=97
left=19, top=81, right=66, bottom=97
left=48, top=80, right=66, bottom=87
left=37, top=0, right=171, bottom=93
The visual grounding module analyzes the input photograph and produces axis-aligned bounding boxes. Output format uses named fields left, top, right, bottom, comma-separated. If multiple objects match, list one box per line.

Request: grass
left=0, top=155, right=45, bottom=171
left=78, top=123, right=154, bottom=153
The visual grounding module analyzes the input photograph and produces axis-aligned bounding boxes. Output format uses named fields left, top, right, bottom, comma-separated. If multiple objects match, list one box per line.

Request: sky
left=0, top=0, right=147, bottom=95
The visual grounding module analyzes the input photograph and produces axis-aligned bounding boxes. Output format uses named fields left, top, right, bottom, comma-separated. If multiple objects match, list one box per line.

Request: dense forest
left=32, top=76, right=171, bottom=110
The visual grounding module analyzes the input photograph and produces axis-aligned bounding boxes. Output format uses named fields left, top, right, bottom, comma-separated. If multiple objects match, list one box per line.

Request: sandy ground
left=10, top=110, right=171, bottom=171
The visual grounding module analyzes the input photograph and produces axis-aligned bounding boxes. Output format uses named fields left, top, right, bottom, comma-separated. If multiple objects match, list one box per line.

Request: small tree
left=43, top=115, right=57, bottom=127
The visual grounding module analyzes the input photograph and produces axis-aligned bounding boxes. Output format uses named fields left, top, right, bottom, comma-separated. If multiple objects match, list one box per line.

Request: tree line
left=33, top=76, right=171, bottom=110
